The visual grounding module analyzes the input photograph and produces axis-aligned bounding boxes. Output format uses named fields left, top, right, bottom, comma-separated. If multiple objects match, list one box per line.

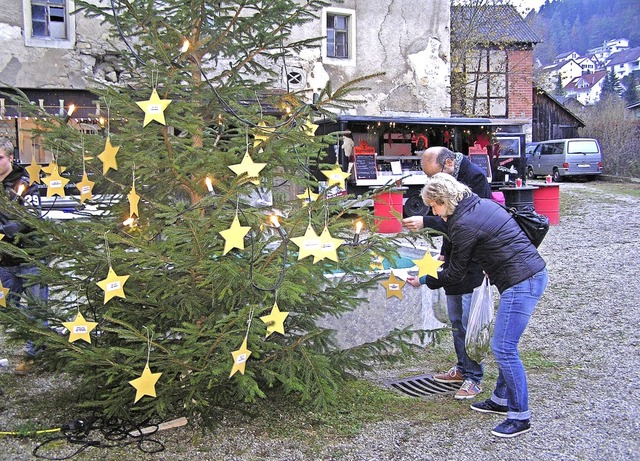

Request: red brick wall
left=508, top=50, right=533, bottom=119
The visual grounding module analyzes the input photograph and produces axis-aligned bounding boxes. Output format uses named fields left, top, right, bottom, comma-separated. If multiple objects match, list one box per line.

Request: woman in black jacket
left=407, top=173, right=548, bottom=438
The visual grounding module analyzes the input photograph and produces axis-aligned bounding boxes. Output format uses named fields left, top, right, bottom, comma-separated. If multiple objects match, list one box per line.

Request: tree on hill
left=0, top=0, right=423, bottom=422
left=601, top=69, right=623, bottom=98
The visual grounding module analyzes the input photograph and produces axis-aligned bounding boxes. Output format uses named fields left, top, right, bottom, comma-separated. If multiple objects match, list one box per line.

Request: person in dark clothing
left=0, top=138, right=47, bottom=373
left=404, top=146, right=491, bottom=399
left=409, top=173, right=548, bottom=438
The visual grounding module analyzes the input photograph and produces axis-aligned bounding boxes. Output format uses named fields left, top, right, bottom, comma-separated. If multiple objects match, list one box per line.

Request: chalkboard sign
left=469, top=153, right=491, bottom=179
left=354, top=154, right=378, bottom=180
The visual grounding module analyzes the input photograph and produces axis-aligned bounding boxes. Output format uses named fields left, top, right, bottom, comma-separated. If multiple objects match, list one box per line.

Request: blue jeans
left=489, top=268, right=548, bottom=420
left=0, top=264, right=49, bottom=357
left=447, top=293, right=484, bottom=383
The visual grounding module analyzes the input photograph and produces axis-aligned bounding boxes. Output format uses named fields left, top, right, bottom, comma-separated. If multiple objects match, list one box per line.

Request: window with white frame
left=322, top=7, right=355, bottom=66
left=23, top=0, right=76, bottom=49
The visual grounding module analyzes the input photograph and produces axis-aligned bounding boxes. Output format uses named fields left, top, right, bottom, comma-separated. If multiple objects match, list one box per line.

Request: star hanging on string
left=253, top=121, right=275, bottom=147
left=229, top=338, right=252, bottom=378
left=370, top=253, right=385, bottom=271
left=313, top=226, right=344, bottom=264
left=128, top=184, right=140, bottom=218
left=380, top=272, right=406, bottom=300
left=96, top=266, right=130, bottom=304
left=98, top=137, right=120, bottom=175
left=136, top=89, right=172, bottom=127
left=301, top=118, right=318, bottom=137
left=41, top=165, right=69, bottom=198
left=219, top=213, right=251, bottom=255
left=62, top=311, right=98, bottom=344
left=290, top=224, right=322, bottom=261
left=25, top=158, right=42, bottom=185
left=413, top=253, right=444, bottom=278
left=0, top=281, right=9, bottom=307
left=296, top=188, right=319, bottom=206
left=228, top=152, right=267, bottom=186
left=76, top=172, right=95, bottom=203
left=129, top=364, right=162, bottom=403
left=41, top=160, right=66, bottom=176
left=320, top=164, right=351, bottom=190
left=0, top=233, right=4, bottom=240
left=259, top=302, right=289, bottom=338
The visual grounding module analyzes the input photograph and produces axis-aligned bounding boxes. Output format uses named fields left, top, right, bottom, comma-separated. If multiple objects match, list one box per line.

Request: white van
left=526, top=138, right=602, bottom=182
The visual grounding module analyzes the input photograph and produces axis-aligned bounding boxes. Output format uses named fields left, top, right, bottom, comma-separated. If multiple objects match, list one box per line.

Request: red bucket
left=533, top=184, right=560, bottom=225
left=374, top=190, right=404, bottom=233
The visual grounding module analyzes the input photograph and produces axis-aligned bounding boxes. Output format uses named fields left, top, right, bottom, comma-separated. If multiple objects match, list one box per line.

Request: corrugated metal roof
left=451, top=5, right=541, bottom=45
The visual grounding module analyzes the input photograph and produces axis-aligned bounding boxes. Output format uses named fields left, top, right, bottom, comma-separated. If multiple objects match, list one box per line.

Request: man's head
left=0, top=138, right=14, bottom=181
left=421, top=146, right=455, bottom=177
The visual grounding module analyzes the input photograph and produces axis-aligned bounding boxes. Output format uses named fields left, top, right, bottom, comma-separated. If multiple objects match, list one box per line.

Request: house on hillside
left=564, top=71, right=608, bottom=105
left=575, top=56, right=597, bottom=74
left=554, top=51, right=580, bottom=63
left=539, top=59, right=584, bottom=91
left=605, top=46, right=640, bottom=80
left=588, top=38, right=630, bottom=64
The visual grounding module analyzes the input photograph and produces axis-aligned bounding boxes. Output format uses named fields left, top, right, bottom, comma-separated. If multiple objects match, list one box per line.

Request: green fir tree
left=0, top=0, right=426, bottom=421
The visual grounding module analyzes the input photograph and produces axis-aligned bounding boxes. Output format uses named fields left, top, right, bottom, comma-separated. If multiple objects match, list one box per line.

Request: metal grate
left=384, top=374, right=460, bottom=398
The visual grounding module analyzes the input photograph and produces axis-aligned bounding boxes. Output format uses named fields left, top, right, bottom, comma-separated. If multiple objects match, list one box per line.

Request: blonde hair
left=420, top=172, right=471, bottom=216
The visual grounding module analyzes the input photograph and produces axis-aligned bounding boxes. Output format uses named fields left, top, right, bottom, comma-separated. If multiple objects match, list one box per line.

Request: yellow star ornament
left=25, top=158, right=42, bottom=185
left=42, top=165, right=70, bottom=198
left=413, top=253, right=444, bottom=278
left=259, top=302, right=289, bottom=337
left=96, top=266, right=130, bottom=304
left=76, top=172, right=95, bottom=203
left=136, top=89, right=172, bottom=127
left=219, top=213, right=251, bottom=255
left=98, top=137, right=120, bottom=175
left=370, top=252, right=385, bottom=271
left=129, top=364, right=162, bottom=403
left=313, top=226, right=344, bottom=264
left=321, top=164, right=351, bottom=190
left=290, top=224, right=322, bottom=261
left=381, top=272, right=406, bottom=300
left=302, top=118, right=318, bottom=137
left=0, top=281, right=9, bottom=307
left=253, top=121, right=275, bottom=147
left=62, top=311, right=98, bottom=344
left=41, top=160, right=66, bottom=176
left=229, top=338, right=252, bottom=378
left=228, top=152, right=267, bottom=186
left=296, top=188, right=319, bottom=206
left=128, top=184, right=140, bottom=218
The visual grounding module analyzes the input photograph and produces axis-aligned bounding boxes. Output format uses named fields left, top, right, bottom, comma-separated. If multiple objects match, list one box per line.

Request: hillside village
left=537, top=38, right=640, bottom=106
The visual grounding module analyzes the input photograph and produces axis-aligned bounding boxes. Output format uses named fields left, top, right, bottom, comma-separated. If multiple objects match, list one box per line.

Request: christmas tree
left=0, top=0, right=423, bottom=420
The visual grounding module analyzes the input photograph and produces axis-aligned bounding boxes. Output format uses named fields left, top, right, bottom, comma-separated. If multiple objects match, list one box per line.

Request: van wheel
left=526, top=166, right=535, bottom=179
left=403, top=195, right=430, bottom=217
left=552, top=168, right=561, bottom=182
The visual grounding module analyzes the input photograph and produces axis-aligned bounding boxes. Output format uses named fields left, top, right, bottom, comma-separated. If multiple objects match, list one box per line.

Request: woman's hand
left=406, top=276, right=422, bottom=288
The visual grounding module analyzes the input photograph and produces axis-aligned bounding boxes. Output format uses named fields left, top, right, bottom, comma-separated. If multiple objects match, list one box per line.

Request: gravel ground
left=1, top=180, right=639, bottom=460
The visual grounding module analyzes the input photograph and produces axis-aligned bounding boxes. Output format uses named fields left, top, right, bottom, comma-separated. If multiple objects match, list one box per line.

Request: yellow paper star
left=41, top=165, right=69, bottom=198
left=98, top=137, right=120, bottom=175
left=296, top=188, right=319, bottom=206
left=313, top=226, right=344, bottom=264
left=129, top=364, right=162, bottom=403
left=229, top=338, right=252, bottom=378
left=380, top=272, right=406, bottom=300
left=136, top=89, right=172, bottom=127
left=228, top=152, right=267, bottom=186
left=370, top=253, right=385, bottom=271
left=96, top=266, right=130, bottom=304
left=413, top=253, right=444, bottom=278
left=0, top=233, right=3, bottom=240
left=219, top=213, right=251, bottom=255
left=62, top=311, right=98, bottom=344
left=0, top=281, right=9, bottom=307
left=290, top=224, right=322, bottom=261
left=302, top=118, right=318, bottom=137
left=25, top=158, right=42, bottom=185
left=128, top=184, right=140, bottom=218
left=321, top=164, right=351, bottom=190
left=76, top=172, right=95, bottom=203
left=253, top=121, right=275, bottom=147
left=259, top=301, right=289, bottom=337
left=41, top=160, right=66, bottom=176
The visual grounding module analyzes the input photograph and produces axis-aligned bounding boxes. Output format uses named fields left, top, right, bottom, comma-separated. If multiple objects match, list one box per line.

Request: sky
left=512, top=0, right=548, bottom=14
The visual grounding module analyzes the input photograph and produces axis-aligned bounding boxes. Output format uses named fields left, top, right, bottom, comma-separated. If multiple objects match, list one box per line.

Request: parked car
left=526, top=138, right=602, bottom=182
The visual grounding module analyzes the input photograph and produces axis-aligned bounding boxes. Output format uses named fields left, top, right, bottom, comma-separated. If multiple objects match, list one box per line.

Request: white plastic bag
left=465, top=275, right=494, bottom=363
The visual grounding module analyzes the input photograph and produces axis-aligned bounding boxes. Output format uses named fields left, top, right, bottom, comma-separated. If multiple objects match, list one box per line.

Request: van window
left=567, top=140, right=599, bottom=154
left=541, top=143, right=562, bottom=155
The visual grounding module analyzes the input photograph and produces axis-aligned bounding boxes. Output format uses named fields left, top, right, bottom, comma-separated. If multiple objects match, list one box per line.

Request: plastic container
left=533, top=184, right=560, bottom=225
left=373, top=189, right=404, bottom=233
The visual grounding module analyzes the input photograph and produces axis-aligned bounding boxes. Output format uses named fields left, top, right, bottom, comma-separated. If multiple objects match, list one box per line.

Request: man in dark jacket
left=0, top=138, right=47, bottom=373
left=403, top=146, right=492, bottom=399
